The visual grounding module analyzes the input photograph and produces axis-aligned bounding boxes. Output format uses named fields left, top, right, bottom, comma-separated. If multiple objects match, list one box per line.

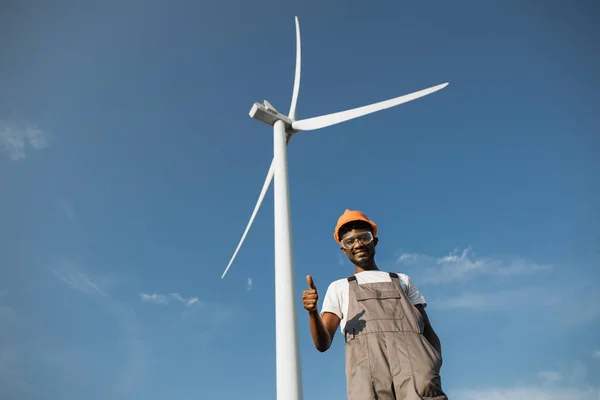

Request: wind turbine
left=221, top=16, right=448, bottom=400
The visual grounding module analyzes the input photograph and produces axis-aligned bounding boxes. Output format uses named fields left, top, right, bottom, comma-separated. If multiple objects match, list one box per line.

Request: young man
left=302, top=209, right=447, bottom=400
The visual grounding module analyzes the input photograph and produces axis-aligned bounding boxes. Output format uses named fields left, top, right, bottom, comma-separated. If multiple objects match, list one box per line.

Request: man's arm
left=415, top=304, right=442, bottom=357
left=302, top=275, right=341, bottom=352
left=307, top=310, right=340, bottom=352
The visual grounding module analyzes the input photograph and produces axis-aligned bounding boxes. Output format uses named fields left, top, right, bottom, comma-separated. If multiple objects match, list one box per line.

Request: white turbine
left=221, top=16, right=448, bottom=400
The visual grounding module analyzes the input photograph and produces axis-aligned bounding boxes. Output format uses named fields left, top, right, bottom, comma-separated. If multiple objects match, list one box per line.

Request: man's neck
left=354, top=263, right=379, bottom=274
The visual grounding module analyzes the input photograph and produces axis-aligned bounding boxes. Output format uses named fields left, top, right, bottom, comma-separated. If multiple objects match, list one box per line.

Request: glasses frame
left=340, top=231, right=374, bottom=250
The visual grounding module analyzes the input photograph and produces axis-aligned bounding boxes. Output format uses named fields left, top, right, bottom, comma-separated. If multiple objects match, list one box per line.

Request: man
left=302, top=209, right=447, bottom=400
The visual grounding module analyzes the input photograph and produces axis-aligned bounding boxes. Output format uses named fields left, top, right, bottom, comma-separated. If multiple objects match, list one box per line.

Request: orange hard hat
left=333, top=209, right=378, bottom=244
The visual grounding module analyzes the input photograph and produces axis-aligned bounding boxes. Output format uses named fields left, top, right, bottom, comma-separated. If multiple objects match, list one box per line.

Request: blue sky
left=1, top=1, right=599, bottom=399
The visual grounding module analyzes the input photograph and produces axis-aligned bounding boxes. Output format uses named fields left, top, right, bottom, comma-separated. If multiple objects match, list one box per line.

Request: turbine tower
left=221, top=16, right=448, bottom=400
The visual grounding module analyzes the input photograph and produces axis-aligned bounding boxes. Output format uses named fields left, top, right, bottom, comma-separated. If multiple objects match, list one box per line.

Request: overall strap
left=389, top=272, right=403, bottom=297
left=345, top=275, right=359, bottom=341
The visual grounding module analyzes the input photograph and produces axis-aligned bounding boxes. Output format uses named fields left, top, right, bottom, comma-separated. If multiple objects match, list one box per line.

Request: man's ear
left=373, top=237, right=379, bottom=247
left=340, top=247, right=347, bottom=255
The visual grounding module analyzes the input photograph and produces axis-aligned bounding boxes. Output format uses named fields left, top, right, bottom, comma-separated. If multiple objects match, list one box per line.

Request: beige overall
left=344, top=273, right=447, bottom=400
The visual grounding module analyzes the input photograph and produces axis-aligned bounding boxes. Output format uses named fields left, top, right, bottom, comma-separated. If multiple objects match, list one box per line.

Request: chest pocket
left=354, top=286, right=405, bottom=320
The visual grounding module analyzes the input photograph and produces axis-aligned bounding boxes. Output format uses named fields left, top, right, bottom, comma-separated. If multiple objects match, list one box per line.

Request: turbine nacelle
left=249, top=101, right=299, bottom=135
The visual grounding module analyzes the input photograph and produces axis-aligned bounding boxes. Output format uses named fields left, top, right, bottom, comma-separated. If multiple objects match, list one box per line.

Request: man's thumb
left=306, top=275, right=316, bottom=290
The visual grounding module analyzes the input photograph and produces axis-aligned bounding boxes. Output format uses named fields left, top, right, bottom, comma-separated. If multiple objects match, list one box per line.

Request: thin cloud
left=48, top=265, right=148, bottom=394
left=49, top=267, right=108, bottom=297
left=57, top=200, right=77, bottom=222
left=455, top=362, right=595, bottom=399
left=178, top=299, right=234, bottom=331
left=139, top=292, right=199, bottom=307
left=399, top=249, right=599, bottom=327
left=0, top=116, right=49, bottom=160
left=565, top=362, right=588, bottom=386
left=593, top=350, right=600, bottom=359
left=537, top=371, right=562, bottom=385
left=431, top=287, right=553, bottom=311
left=431, top=284, right=600, bottom=326
left=246, top=278, right=253, bottom=291
left=397, top=247, right=551, bottom=285
left=139, top=293, right=168, bottom=304
left=453, top=386, right=600, bottom=400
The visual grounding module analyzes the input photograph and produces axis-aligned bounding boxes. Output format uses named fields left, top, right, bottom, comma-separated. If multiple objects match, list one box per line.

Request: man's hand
left=303, top=274, right=340, bottom=352
left=302, top=275, right=319, bottom=313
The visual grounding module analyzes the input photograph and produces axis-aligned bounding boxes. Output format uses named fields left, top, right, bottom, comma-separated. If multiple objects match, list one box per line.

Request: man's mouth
left=354, top=250, right=367, bottom=256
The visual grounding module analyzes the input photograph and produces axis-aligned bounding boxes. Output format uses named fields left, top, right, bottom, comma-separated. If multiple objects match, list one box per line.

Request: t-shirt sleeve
left=404, top=274, right=427, bottom=307
left=320, top=281, right=343, bottom=319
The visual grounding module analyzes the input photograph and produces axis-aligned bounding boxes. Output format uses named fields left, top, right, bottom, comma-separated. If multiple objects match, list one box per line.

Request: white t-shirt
left=320, top=270, right=426, bottom=334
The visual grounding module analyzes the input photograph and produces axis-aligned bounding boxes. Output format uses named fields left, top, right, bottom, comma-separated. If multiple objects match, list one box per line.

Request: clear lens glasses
left=341, top=231, right=373, bottom=250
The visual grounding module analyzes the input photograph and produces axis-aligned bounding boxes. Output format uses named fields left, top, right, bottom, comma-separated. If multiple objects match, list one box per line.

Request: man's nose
left=352, top=240, right=365, bottom=249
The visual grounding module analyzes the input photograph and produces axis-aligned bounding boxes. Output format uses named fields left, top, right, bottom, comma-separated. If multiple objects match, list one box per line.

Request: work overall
left=344, top=273, right=447, bottom=400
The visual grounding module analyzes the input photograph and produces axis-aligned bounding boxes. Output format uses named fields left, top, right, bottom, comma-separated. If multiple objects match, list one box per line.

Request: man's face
left=340, top=227, right=378, bottom=267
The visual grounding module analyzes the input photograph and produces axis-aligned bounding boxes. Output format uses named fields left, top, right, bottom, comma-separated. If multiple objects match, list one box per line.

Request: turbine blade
left=288, top=16, right=301, bottom=121
left=221, top=161, right=274, bottom=279
left=291, top=82, right=449, bottom=131
left=221, top=134, right=293, bottom=279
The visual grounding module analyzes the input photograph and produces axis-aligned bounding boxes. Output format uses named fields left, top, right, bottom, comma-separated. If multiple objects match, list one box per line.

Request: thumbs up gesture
left=302, top=275, right=319, bottom=313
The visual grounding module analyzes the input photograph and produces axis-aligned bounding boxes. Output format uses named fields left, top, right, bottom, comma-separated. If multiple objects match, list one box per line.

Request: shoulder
left=321, top=277, right=348, bottom=319
left=325, top=277, right=349, bottom=294
left=395, top=272, right=413, bottom=286
left=395, top=273, right=427, bottom=306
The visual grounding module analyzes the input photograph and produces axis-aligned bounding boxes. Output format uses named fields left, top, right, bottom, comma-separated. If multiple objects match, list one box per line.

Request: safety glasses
left=341, top=231, right=373, bottom=250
